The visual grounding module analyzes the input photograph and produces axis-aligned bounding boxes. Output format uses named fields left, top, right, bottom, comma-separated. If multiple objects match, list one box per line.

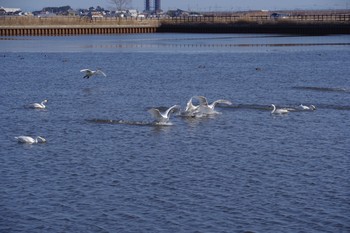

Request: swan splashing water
left=148, top=105, right=180, bottom=125
left=181, top=97, right=200, bottom=117
left=195, top=96, right=232, bottom=116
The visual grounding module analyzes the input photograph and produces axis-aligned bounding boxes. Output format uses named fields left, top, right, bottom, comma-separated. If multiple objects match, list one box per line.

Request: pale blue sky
left=1, top=0, right=348, bottom=12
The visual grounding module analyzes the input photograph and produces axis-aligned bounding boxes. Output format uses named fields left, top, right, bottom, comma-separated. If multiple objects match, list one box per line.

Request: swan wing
left=80, top=69, right=91, bottom=73
left=210, top=99, right=232, bottom=108
left=164, top=105, right=180, bottom=118
left=196, top=96, right=209, bottom=106
left=96, top=70, right=107, bottom=77
left=185, top=97, right=193, bottom=112
left=148, top=108, right=164, bottom=121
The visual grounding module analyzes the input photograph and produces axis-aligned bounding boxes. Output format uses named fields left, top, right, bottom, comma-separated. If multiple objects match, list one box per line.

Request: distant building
left=145, top=0, right=150, bottom=11
left=127, top=9, right=138, bottom=17
left=144, top=0, right=161, bottom=13
left=154, top=0, right=161, bottom=12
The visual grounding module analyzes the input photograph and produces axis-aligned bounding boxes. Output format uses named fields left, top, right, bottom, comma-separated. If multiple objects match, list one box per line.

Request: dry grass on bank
left=0, top=16, right=158, bottom=26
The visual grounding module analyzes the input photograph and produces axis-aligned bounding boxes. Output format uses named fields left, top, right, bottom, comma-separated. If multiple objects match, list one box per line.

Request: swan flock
left=16, top=67, right=317, bottom=144
left=148, top=96, right=232, bottom=124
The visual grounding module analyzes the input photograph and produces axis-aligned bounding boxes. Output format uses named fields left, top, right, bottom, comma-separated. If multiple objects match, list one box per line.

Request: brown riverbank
left=1, top=13, right=349, bottom=36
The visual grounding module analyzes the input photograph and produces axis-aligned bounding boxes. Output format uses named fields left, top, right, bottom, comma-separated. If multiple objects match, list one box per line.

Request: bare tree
left=109, top=0, right=132, bottom=11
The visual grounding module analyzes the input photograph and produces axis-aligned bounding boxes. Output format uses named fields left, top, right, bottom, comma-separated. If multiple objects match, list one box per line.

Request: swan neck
left=271, top=105, right=276, bottom=113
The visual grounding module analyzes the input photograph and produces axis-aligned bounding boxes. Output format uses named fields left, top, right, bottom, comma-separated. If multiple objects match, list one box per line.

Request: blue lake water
left=0, top=33, right=349, bottom=232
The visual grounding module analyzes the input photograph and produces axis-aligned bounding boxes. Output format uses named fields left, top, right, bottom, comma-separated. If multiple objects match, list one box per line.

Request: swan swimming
left=271, top=104, right=289, bottom=114
left=299, top=104, right=316, bottom=110
left=148, top=105, right=180, bottom=124
left=80, top=69, right=107, bottom=79
left=29, top=99, right=48, bottom=109
left=195, top=96, right=232, bottom=115
left=15, top=136, right=46, bottom=144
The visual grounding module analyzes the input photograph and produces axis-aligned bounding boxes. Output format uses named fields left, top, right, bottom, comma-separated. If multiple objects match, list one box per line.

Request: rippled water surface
left=1, top=34, right=349, bottom=232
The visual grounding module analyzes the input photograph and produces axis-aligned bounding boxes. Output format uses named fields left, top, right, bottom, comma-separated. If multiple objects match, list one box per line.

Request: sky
left=1, top=0, right=348, bottom=12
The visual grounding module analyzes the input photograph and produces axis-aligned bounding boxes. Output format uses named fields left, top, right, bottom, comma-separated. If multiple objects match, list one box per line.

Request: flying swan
left=15, top=136, right=46, bottom=144
left=271, top=104, right=289, bottom=114
left=148, top=105, right=180, bottom=124
left=29, top=99, right=48, bottom=109
left=80, top=69, right=107, bottom=79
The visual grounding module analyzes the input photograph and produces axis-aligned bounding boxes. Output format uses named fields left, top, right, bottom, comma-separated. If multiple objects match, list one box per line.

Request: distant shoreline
left=1, top=13, right=349, bottom=36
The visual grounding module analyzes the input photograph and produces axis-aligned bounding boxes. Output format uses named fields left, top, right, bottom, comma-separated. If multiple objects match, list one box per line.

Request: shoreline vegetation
left=1, top=10, right=349, bottom=35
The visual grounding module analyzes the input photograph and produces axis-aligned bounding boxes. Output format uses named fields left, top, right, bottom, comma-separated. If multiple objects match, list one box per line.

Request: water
left=0, top=34, right=349, bottom=232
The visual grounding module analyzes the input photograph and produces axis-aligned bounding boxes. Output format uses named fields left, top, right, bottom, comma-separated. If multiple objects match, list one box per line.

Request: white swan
left=195, top=96, right=232, bottom=115
left=29, top=99, right=48, bottom=109
left=299, top=104, right=316, bottom=110
left=148, top=105, right=180, bottom=124
left=181, top=97, right=200, bottom=117
left=15, top=136, right=46, bottom=144
left=271, top=104, right=289, bottom=114
left=80, top=69, right=107, bottom=79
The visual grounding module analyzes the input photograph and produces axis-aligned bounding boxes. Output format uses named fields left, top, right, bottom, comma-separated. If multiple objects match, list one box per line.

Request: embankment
left=157, top=21, right=350, bottom=35
left=1, top=15, right=349, bottom=36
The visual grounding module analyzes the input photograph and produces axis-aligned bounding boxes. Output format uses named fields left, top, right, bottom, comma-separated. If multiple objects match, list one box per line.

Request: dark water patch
left=315, top=104, right=350, bottom=111
left=81, top=42, right=350, bottom=50
left=0, top=37, right=33, bottom=41
left=86, top=118, right=174, bottom=127
left=292, top=86, right=350, bottom=93
left=224, top=104, right=272, bottom=111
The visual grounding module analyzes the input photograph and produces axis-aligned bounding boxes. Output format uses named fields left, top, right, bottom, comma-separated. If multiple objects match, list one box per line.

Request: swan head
left=310, top=105, right=316, bottom=110
left=36, top=136, right=46, bottom=143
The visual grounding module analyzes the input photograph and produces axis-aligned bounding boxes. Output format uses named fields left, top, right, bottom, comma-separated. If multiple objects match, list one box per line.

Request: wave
left=292, top=86, right=350, bottom=93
